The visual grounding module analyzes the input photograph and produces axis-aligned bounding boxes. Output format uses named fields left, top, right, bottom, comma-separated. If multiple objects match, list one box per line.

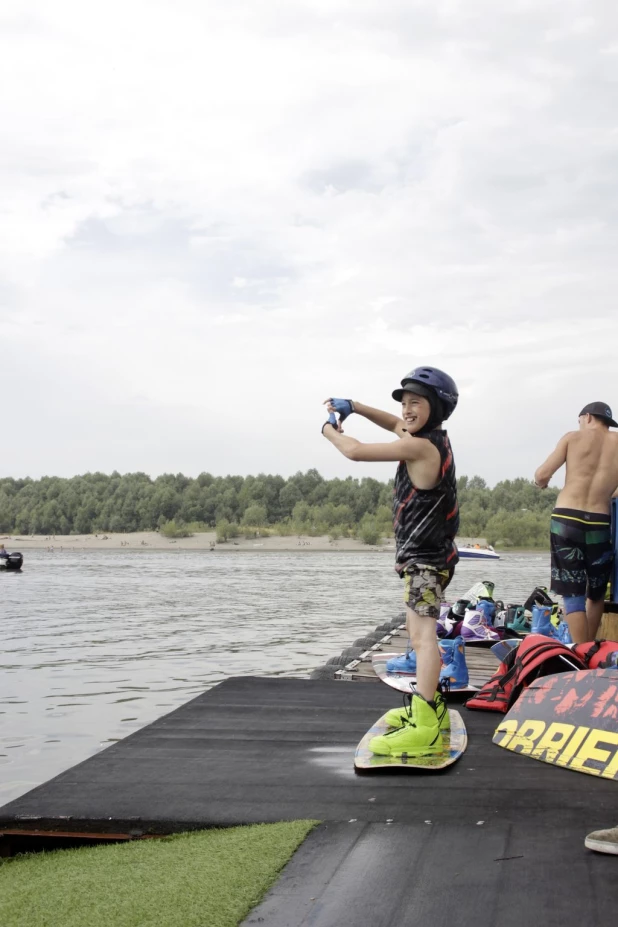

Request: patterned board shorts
left=550, top=508, right=614, bottom=602
left=402, top=564, right=454, bottom=618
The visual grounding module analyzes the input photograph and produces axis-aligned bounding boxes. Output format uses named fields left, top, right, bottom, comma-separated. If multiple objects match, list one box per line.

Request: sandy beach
left=0, top=531, right=397, bottom=553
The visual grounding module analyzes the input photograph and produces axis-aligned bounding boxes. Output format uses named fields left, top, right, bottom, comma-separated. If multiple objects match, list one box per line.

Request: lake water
left=0, top=549, right=550, bottom=804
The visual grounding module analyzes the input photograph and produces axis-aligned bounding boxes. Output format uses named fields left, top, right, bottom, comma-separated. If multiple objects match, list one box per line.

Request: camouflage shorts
left=403, top=565, right=454, bottom=618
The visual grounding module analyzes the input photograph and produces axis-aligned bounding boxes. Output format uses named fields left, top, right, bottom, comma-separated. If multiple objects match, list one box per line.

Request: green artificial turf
left=0, top=821, right=317, bottom=927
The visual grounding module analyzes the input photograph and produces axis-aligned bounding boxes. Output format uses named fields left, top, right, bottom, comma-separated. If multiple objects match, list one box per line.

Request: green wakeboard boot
left=384, top=688, right=449, bottom=731
left=369, top=693, right=442, bottom=757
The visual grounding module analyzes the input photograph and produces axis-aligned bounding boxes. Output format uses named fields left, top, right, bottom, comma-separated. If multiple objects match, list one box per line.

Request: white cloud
left=2, top=0, right=618, bottom=485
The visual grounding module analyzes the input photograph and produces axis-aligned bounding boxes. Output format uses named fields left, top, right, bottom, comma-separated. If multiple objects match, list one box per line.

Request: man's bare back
left=557, top=429, right=618, bottom=513
left=535, top=402, right=618, bottom=643
left=535, top=410, right=618, bottom=513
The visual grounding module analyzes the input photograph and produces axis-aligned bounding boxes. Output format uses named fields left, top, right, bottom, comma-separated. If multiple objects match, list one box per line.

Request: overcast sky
left=2, top=1, right=618, bottom=487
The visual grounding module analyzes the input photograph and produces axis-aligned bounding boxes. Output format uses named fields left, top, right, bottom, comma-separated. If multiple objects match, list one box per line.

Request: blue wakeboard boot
left=439, top=635, right=469, bottom=689
left=386, top=638, right=457, bottom=675
left=556, top=620, right=573, bottom=645
left=531, top=605, right=559, bottom=638
left=476, top=599, right=496, bottom=625
left=386, top=649, right=417, bottom=674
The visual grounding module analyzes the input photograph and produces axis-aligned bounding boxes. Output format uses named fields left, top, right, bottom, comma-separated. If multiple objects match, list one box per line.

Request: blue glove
left=327, top=398, right=355, bottom=422
left=322, top=412, right=338, bottom=435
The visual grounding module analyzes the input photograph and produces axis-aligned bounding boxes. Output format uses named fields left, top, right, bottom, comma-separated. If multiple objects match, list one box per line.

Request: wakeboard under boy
left=354, top=708, right=467, bottom=771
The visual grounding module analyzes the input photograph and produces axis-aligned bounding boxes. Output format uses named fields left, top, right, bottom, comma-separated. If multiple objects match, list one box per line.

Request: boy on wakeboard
left=322, top=367, right=459, bottom=756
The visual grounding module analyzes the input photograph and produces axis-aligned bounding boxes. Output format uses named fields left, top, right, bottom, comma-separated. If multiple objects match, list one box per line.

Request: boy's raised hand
left=321, top=411, right=340, bottom=435
left=323, top=397, right=355, bottom=422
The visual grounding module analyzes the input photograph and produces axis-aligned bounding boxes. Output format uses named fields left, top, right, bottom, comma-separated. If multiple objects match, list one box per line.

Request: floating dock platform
left=0, top=675, right=615, bottom=843
left=2, top=621, right=618, bottom=926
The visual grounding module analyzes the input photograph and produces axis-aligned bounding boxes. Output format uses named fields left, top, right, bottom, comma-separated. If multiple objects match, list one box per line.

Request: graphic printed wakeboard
left=372, top=652, right=480, bottom=693
left=354, top=709, right=467, bottom=770
left=493, top=668, right=618, bottom=780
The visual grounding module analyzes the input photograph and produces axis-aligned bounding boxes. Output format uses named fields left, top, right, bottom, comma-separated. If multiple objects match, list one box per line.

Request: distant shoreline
left=0, top=531, right=546, bottom=555
left=1, top=531, right=392, bottom=553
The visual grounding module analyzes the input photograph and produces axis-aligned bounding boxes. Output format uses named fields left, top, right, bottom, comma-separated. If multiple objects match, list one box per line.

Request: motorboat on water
left=0, top=551, right=23, bottom=571
left=457, top=545, right=500, bottom=561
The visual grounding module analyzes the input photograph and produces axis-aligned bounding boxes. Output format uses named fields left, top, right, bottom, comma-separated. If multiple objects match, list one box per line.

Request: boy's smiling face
left=401, top=392, right=431, bottom=434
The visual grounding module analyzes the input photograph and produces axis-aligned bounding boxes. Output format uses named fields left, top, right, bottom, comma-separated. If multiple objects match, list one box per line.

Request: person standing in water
left=322, top=366, right=459, bottom=756
left=534, top=401, right=618, bottom=643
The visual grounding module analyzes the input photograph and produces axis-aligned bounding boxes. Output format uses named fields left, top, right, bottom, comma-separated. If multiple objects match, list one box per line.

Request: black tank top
left=393, top=429, right=459, bottom=573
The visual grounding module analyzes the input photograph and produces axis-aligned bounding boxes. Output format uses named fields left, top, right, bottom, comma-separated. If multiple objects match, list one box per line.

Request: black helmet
left=392, top=366, right=459, bottom=421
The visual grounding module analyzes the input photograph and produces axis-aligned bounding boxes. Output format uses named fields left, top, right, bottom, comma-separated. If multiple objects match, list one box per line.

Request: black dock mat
left=0, top=677, right=615, bottom=835
left=243, top=822, right=618, bottom=927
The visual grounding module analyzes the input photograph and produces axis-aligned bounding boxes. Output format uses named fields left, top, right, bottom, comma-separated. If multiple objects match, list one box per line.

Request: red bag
left=465, top=634, right=586, bottom=713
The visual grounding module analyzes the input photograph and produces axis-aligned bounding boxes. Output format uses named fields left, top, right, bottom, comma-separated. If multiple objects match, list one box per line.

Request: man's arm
left=350, top=401, right=407, bottom=436
left=322, top=425, right=430, bottom=462
left=534, top=433, right=571, bottom=488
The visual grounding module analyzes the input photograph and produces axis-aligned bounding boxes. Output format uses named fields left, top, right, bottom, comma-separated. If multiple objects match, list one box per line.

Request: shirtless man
left=534, top=401, right=618, bottom=643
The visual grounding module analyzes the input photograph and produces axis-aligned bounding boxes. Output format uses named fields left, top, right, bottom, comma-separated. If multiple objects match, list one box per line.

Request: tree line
left=0, top=471, right=559, bottom=548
